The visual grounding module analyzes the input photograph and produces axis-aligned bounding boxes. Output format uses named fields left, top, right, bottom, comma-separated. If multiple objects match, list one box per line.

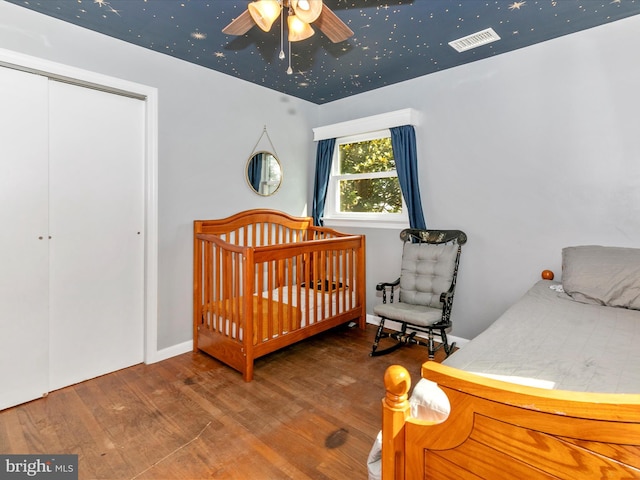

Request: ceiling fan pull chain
left=279, top=4, right=285, bottom=60
left=286, top=4, right=293, bottom=74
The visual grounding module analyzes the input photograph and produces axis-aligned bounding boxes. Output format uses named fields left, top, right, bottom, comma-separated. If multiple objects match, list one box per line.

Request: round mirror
left=246, top=151, right=282, bottom=196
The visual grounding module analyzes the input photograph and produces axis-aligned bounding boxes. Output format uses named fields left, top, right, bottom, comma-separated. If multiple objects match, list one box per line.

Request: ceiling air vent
left=449, top=28, right=501, bottom=53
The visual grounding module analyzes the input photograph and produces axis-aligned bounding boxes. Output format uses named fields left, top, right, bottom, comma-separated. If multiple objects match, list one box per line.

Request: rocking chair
left=370, top=228, right=467, bottom=359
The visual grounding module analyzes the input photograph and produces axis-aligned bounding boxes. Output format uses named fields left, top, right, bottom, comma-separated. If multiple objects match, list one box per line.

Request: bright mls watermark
left=1, top=455, right=77, bottom=480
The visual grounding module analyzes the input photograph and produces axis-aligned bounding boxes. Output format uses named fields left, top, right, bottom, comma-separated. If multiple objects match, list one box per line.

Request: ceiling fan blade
left=314, top=4, right=354, bottom=43
left=222, top=9, right=255, bottom=36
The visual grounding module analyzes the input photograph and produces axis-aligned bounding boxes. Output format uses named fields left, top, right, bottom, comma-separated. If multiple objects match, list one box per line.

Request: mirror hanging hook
left=249, top=124, right=280, bottom=161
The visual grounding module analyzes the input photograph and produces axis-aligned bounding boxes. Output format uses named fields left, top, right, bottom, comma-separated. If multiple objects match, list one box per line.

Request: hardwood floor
left=0, top=324, right=450, bottom=480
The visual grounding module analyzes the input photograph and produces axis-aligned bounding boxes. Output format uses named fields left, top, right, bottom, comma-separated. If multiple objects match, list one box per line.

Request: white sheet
left=215, top=286, right=358, bottom=341
left=263, top=285, right=357, bottom=326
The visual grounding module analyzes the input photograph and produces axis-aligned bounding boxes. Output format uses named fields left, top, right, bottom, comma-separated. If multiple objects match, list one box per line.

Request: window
left=324, top=129, right=409, bottom=228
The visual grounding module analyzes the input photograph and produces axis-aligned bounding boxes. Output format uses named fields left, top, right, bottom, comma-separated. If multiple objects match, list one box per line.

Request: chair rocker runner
left=370, top=228, right=467, bottom=359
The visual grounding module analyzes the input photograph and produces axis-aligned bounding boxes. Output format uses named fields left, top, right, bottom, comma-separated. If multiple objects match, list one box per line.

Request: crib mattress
left=212, top=286, right=357, bottom=343
left=443, top=280, right=640, bottom=393
left=264, top=285, right=356, bottom=318
left=213, top=296, right=300, bottom=341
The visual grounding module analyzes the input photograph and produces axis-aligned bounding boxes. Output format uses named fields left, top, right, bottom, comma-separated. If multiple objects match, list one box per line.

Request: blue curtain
left=248, top=153, right=263, bottom=192
left=311, top=138, right=336, bottom=226
left=391, top=125, right=427, bottom=230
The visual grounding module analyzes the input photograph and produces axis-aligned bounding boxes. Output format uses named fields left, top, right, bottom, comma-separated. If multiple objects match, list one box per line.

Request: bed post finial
left=382, top=365, right=411, bottom=480
left=384, top=365, right=411, bottom=406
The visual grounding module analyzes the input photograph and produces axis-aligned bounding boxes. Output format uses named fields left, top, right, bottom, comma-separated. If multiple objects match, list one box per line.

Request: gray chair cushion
left=373, top=302, right=443, bottom=326
left=399, top=243, right=458, bottom=308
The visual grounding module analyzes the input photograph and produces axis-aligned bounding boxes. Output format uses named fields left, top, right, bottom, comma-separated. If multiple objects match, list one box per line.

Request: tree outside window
left=336, top=136, right=402, bottom=214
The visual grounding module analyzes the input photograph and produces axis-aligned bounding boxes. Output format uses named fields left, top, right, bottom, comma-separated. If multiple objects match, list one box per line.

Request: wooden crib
left=193, top=209, right=366, bottom=381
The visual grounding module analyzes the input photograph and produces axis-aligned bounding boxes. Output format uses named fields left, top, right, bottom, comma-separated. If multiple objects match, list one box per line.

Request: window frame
left=322, top=129, right=409, bottom=229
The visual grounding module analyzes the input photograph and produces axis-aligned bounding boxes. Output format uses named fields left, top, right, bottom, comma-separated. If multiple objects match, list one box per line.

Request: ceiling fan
left=222, top=0, right=354, bottom=43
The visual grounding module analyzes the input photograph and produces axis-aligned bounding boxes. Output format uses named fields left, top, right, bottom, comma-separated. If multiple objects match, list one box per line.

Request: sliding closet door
left=48, top=81, right=145, bottom=390
left=0, top=67, right=50, bottom=410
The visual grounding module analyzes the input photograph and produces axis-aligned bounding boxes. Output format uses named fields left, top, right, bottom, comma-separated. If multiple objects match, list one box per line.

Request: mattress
left=211, top=286, right=358, bottom=342
left=264, top=285, right=357, bottom=322
left=443, top=280, right=640, bottom=394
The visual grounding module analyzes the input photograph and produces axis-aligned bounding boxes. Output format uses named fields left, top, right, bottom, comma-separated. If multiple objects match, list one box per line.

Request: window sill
left=323, top=217, right=410, bottom=230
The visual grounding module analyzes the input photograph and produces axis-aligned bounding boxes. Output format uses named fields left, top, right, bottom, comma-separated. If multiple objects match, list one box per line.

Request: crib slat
left=267, top=259, right=274, bottom=340
left=214, top=243, right=222, bottom=333
left=338, top=248, right=346, bottom=312
left=277, top=259, right=284, bottom=336
left=304, top=252, right=311, bottom=327
left=207, top=241, right=214, bottom=331
left=287, top=255, right=295, bottom=332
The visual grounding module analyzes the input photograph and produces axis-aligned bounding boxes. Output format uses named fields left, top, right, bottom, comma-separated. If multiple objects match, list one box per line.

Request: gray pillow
left=562, top=245, right=640, bottom=310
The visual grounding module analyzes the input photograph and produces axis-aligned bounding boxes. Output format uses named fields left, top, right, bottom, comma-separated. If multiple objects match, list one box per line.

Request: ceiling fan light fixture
left=291, top=0, right=322, bottom=24
left=287, top=14, right=314, bottom=41
left=248, top=0, right=281, bottom=32
left=222, top=0, right=352, bottom=48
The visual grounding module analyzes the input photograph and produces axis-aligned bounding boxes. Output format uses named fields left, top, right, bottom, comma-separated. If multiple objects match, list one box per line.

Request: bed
left=372, top=245, right=640, bottom=479
left=193, top=209, right=366, bottom=381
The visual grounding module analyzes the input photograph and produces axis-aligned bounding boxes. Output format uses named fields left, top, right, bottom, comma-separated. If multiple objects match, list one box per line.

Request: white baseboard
left=146, top=314, right=470, bottom=365
left=146, top=339, right=193, bottom=364
left=366, top=314, right=469, bottom=348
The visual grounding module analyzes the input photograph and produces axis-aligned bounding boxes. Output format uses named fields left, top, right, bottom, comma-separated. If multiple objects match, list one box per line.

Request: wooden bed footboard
left=382, top=362, right=640, bottom=479
left=194, top=210, right=366, bottom=381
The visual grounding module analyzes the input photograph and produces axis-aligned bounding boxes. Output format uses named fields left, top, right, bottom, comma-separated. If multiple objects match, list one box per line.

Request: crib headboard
left=194, top=209, right=314, bottom=247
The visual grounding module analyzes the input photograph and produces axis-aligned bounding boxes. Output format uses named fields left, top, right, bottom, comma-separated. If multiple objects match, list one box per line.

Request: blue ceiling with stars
left=7, top=0, right=640, bottom=104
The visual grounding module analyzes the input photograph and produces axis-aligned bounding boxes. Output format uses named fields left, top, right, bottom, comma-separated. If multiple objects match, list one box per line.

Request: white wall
left=0, top=2, right=318, bottom=351
left=316, top=15, right=640, bottom=339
